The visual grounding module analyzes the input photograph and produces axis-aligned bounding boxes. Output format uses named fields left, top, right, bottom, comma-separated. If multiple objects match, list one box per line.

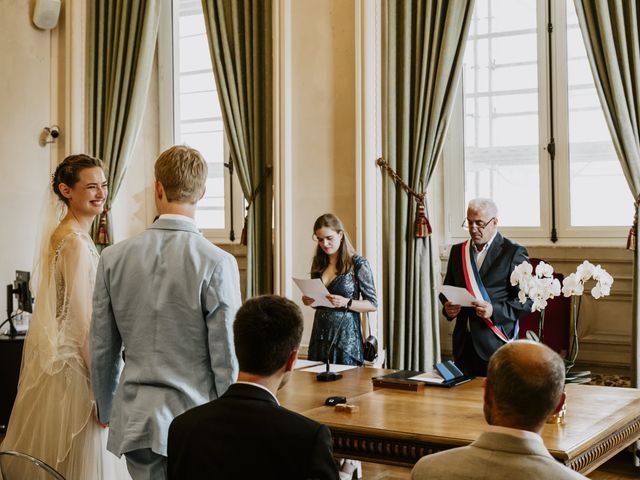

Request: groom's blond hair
left=155, top=145, right=208, bottom=204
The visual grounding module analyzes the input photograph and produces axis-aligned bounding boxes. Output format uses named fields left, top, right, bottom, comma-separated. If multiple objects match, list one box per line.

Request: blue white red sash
left=461, top=240, right=514, bottom=343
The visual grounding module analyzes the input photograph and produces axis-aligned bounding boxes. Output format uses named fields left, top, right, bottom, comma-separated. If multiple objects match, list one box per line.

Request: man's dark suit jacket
left=167, top=382, right=339, bottom=480
left=443, top=232, right=531, bottom=364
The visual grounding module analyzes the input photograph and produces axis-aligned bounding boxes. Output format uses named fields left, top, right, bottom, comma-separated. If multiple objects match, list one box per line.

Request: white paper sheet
left=409, top=371, right=445, bottom=384
left=292, top=277, right=333, bottom=308
left=300, top=363, right=357, bottom=374
left=294, top=359, right=323, bottom=370
left=439, top=285, right=477, bottom=307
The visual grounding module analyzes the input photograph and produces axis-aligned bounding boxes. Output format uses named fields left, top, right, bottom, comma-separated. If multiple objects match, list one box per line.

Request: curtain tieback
left=96, top=207, right=111, bottom=246
left=627, top=194, right=640, bottom=251
left=376, top=157, right=432, bottom=238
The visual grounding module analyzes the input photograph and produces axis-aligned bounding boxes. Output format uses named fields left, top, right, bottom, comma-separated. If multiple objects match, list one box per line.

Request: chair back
left=0, top=451, right=65, bottom=480
left=517, top=258, right=571, bottom=356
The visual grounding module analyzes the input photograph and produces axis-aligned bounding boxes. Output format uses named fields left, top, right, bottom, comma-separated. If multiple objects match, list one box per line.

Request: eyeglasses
left=462, top=217, right=495, bottom=230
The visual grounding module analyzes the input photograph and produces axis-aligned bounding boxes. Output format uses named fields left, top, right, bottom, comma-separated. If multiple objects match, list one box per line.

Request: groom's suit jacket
left=411, top=431, right=587, bottom=479
left=167, top=383, right=339, bottom=480
left=443, top=232, right=531, bottom=363
left=90, top=217, right=240, bottom=457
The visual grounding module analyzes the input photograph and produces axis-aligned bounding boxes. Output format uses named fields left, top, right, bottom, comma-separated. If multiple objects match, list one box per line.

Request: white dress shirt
left=473, top=231, right=498, bottom=270
left=158, top=213, right=197, bottom=226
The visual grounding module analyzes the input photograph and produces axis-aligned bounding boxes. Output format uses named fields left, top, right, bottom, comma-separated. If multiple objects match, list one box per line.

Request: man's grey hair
left=487, top=341, right=565, bottom=430
left=468, top=198, right=498, bottom=218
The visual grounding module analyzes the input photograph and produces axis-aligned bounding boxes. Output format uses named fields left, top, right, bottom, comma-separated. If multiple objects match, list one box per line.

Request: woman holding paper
left=302, top=213, right=377, bottom=366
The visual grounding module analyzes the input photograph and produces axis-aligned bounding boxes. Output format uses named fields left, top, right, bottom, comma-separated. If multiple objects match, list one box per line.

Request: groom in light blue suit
left=90, top=145, right=241, bottom=480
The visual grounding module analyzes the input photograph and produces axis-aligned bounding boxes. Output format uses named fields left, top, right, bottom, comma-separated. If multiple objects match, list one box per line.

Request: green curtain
left=88, top=1, right=161, bottom=246
left=573, top=1, right=640, bottom=387
left=200, top=0, right=274, bottom=297
left=382, top=0, right=474, bottom=369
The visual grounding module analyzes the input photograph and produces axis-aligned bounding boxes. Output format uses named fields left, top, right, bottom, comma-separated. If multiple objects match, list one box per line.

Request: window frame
left=157, top=0, right=245, bottom=244
left=444, top=0, right=630, bottom=247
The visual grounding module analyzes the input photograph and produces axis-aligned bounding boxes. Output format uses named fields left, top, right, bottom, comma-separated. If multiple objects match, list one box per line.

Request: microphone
left=317, top=309, right=350, bottom=382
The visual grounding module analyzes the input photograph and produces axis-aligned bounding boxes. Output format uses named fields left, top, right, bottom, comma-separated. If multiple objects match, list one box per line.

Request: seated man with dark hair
left=167, top=295, right=339, bottom=480
left=411, top=340, right=587, bottom=480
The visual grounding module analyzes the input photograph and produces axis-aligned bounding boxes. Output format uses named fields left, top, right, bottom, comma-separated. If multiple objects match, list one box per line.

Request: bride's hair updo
left=52, top=154, right=104, bottom=204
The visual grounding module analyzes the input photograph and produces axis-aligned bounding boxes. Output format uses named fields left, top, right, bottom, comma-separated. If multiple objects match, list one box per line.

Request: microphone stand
left=1, top=284, right=19, bottom=337
left=317, top=309, right=350, bottom=382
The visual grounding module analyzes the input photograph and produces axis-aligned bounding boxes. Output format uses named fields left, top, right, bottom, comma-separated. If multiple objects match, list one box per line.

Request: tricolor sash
left=461, top=240, right=516, bottom=343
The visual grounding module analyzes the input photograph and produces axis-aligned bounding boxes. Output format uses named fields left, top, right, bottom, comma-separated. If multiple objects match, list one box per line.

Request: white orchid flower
left=535, top=261, right=554, bottom=278
left=511, top=261, right=533, bottom=286
left=596, top=281, right=611, bottom=297
left=597, top=270, right=614, bottom=287
left=576, top=260, right=595, bottom=281
left=518, top=290, right=528, bottom=304
left=531, top=297, right=547, bottom=312
left=561, top=273, right=580, bottom=297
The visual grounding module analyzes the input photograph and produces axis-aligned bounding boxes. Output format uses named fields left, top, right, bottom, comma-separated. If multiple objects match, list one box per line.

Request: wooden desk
left=283, top=370, right=640, bottom=475
left=278, top=367, right=391, bottom=412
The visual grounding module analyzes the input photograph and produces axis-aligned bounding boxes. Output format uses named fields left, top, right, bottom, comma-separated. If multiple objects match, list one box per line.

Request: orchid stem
left=538, top=309, right=545, bottom=344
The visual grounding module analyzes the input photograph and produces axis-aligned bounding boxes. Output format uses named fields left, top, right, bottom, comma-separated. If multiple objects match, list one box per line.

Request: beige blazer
left=411, top=431, right=587, bottom=480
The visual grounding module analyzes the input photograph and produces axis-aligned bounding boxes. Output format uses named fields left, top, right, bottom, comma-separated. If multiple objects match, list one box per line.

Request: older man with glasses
left=441, top=198, right=532, bottom=376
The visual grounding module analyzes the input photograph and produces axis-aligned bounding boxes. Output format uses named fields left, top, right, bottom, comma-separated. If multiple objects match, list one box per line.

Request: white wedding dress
left=1, top=228, right=129, bottom=480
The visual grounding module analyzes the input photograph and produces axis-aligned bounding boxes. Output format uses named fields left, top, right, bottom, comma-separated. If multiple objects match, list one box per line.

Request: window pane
left=463, top=0, right=540, bottom=226
left=176, top=0, right=225, bottom=230
left=566, top=1, right=633, bottom=226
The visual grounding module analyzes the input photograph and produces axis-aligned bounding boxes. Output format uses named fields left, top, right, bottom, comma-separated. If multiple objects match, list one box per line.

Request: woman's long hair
left=311, top=213, right=356, bottom=276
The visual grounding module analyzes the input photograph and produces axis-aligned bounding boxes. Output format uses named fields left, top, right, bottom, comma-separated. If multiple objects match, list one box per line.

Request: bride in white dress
left=1, top=154, right=129, bottom=479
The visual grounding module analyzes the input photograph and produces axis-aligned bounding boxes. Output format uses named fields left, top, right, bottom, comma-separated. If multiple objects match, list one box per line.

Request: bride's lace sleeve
left=56, top=233, right=98, bottom=372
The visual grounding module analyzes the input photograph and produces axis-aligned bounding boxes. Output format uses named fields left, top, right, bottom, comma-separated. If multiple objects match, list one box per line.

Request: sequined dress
left=307, top=255, right=378, bottom=366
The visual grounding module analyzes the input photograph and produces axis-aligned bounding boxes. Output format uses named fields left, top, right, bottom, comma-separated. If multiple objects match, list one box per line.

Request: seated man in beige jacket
left=412, top=340, right=586, bottom=480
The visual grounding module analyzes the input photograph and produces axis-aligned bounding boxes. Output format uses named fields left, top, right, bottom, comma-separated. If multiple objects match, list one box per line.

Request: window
left=158, top=0, right=244, bottom=242
left=445, top=0, right=632, bottom=244
left=564, top=2, right=629, bottom=227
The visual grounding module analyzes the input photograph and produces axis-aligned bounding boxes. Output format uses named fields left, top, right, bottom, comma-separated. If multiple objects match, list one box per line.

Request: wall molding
left=273, top=0, right=293, bottom=297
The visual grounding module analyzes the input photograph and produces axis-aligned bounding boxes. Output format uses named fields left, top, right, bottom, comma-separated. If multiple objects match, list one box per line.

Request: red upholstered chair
left=517, top=258, right=571, bottom=357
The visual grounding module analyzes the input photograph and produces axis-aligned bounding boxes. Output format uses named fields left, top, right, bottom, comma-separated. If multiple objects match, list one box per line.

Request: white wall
left=0, top=0, right=52, bottom=319
left=291, top=0, right=357, bottom=346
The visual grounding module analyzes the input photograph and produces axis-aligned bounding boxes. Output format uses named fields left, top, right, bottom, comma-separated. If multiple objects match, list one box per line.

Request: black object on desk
left=0, top=334, right=24, bottom=432
left=325, top=395, right=347, bottom=406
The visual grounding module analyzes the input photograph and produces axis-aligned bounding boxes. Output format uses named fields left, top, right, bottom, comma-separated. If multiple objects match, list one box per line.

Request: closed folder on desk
left=433, top=360, right=474, bottom=387
left=372, top=367, right=474, bottom=390
left=372, top=370, right=425, bottom=391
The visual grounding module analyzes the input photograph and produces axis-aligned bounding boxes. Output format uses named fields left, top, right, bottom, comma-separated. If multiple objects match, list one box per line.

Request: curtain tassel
left=628, top=195, right=640, bottom=251
left=628, top=225, right=637, bottom=251
left=96, top=210, right=110, bottom=246
left=415, top=203, right=432, bottom=238
left=240, top=214, right=248, bottom=246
